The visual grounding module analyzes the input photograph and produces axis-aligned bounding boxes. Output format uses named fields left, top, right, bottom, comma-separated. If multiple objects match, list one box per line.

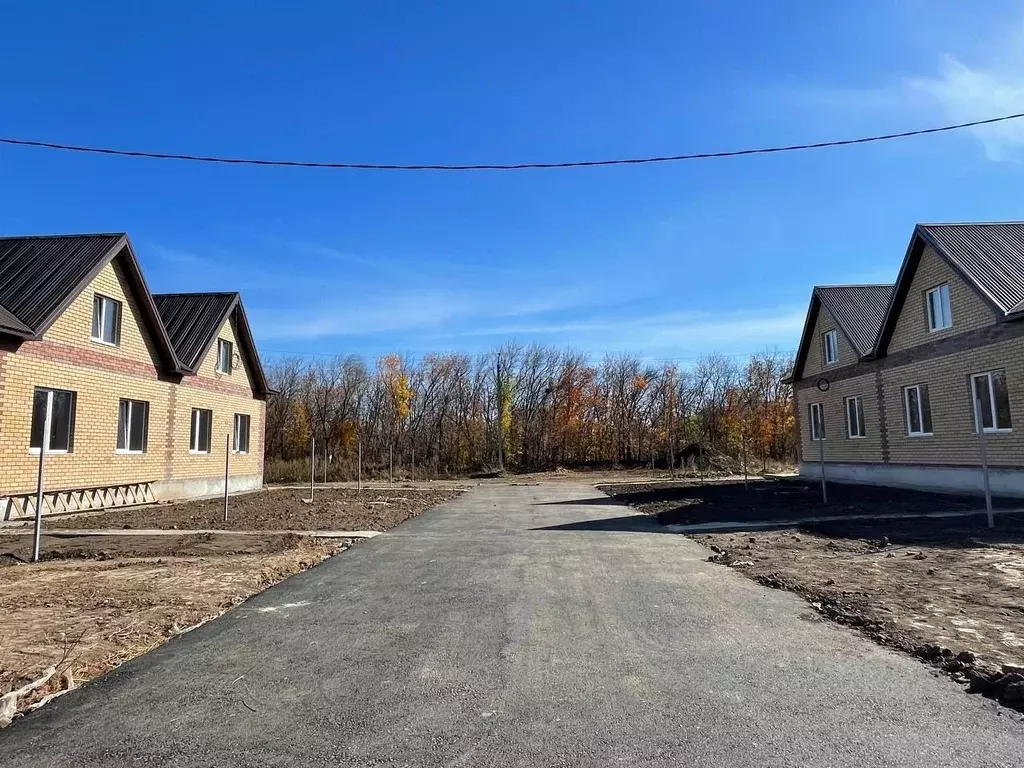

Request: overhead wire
left=2, top=112, right=1021, bottom=171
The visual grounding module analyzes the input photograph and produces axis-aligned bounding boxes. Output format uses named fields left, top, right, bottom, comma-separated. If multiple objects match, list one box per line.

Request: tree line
left=263, top=345, right=796, bottom=481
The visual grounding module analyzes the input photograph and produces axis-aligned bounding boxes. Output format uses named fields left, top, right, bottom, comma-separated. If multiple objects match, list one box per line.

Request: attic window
left=91, top=295, right=121, bottom=346
left=926, top=284, right=952, bottom=331
left=217, top=339, right=233, bottom=374
left=823, top=329, right=838, bottom=365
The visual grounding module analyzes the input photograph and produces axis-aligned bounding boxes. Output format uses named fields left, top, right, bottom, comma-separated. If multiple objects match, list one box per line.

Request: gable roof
left=875, top=222, right=1024, bottom=354
left=153, top=292, right=272, bottom=396
left=0, top=233, right=181, bottom=371
left=789, top=284, right=894, bottom=382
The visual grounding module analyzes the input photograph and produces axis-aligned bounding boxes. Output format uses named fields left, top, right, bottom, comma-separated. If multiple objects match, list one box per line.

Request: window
left=30, top=388, right=77, bottom=453
left=926, top=284, right=952, bottom=332
left=903, top=384, right=933, bottom=436
left=845, top=396, right=866, bottom=438
left=217, top=339, right=233, bottom=374
left=971, top=371, right=1012, bottom=432
left=808, top=402, right=825, bottom=441
left=823, top=329, right=838, bottom=365
left=190, top=408, right=213, bottom=453
left=117, top=399, right=149, bottom=453
left=233, top=413, right=251, bottom=454
left=91, top=294, right=121, bottom=345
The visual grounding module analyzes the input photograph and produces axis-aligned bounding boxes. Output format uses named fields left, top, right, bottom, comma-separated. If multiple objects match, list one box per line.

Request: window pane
left=30, top=389, right=48, bottom=449
left=91, top=296, right=102, bottom=338
left=920, top=384, right=933, bottom=434
left=190, top=409, right=199, bottom=450
left=941, top=285, right=952, bottom=327
left=973, top=375, right=994, bottom=429
left=846, top=399, right=855, bottom=436
left=129, top=401, right=147, bottom=452
left=199, top=410, right=211, bottom=451
left=927, top=291, right=938, bottom=329
left=103, top=298, right=119, bottom=344
left=992, top=370, right=1012, bottom=429
left=906, top=387, right=921, bottom=433
left=117, top=400, right=128, bottom=450
left=49, top=390, right=74, bottom=451
left=857, top=400, right=866, bottom=437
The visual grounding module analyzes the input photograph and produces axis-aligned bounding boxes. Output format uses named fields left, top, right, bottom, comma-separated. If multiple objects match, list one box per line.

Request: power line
left=2, top=112, right=1021, bottom=172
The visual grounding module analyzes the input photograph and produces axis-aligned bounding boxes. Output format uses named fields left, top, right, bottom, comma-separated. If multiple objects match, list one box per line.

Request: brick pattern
left=0, top=263, right=265, bottom=496
left=796, top=372, right=884, bottom=463
left=882, top=337, right=1024, bottom=466
left=800, top=302, right=858, bottom=379
left=888, top=245, right=997, bottom=354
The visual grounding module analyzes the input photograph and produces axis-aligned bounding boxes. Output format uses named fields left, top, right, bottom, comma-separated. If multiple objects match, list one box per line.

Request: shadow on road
left=531, top=514, right=668, bottom=533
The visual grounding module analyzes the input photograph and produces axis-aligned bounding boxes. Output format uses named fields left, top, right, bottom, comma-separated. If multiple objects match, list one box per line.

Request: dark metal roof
left=0, top=303, right=31, bottom=334
left=0, top=234, right=125, bottom=333
left=815, top=284, right=894, bottom=356
left=918, top=223, right=1024, bottom=314
left=153, top=292, right=238, bottom=371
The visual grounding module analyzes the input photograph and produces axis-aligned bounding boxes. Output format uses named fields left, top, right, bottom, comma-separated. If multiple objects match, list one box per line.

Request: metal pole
left=975, top=396, right=994, bottom=528
left=357, top=439, right=362, bottom=493
left=389, top=443, right=394, bottom=486
left=411, top=444, right=416, bottom=482
left=323, top=444, right=328, bottom=484
left=224, top=433, right=230, bottom=523
left=818, top=421, right=827, bottom=505
left=309, top=436, right=315, bottom=502
left=496, top=357, right=504, bottom=473
left=742, top=429, right=748, bottom=489
left=32, top=392, right=53, bottom=563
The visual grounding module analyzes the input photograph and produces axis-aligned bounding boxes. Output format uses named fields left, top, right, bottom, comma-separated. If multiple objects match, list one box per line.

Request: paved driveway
left=2, top=483, right=1021, bottom=766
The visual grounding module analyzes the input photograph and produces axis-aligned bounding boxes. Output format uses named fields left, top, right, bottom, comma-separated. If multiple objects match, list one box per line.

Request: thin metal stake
left=224, top=433, right=230, bottom=523
left=742, top=429, right=748, bottom=489
left=818, top=418, right=827, bottom=505
left=389, top=443, right=394, bottom=486
left=32, top=392, right=53, bottom=563
left=357, top=439, right=362, bottom=493
left=309, top=436, right=315, bottom=503
left=975, top=396, right=994, bottom=528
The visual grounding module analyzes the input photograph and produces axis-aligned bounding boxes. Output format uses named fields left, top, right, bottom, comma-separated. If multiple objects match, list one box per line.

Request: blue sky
left=3, top=1, right=1024, bottom=365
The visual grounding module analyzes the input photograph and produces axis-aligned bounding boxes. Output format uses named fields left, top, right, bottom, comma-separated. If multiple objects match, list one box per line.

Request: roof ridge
left=0, top=232, right=126, bottom=240
left=153, top=291, right=239, bottom=298
left=816, top=283, right=894, bottom=289
left=919, top=221, right=1024, bottom=227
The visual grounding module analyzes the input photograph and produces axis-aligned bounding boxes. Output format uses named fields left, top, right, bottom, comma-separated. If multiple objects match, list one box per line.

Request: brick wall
left=796, top=372, right=884, bottom=464
left=0, top=260, right=265, bottom=496
left=888, top=245, right=997, bottom=354
left=801, top=301, right=858, bottom=379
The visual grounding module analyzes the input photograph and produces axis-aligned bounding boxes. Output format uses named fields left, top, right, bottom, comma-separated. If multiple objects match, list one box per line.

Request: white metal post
left=357, top=439, right=362, bottom=493
left=32, top=391, right=54, bottom=563
left=974, top=396, right=994, bottom=528
left=817, top=414, right=827, bottom=505
left=309, top=436, right=315, bottom=503
left=224, top=433, right=230, bottom=523
left=742, top=428, right=748, bottom=489
left=389, top=443, right=393, bottom=486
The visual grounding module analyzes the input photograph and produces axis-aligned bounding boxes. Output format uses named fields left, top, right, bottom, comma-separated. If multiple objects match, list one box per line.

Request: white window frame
left=926, top=284, right=952, bottom=332
left=29, top=387, right=77, bottom=455
left=116, top=399, right=149, bottom=455
left=217, top=339, right=233, bottom=375
left=233, top=413, right=251, bottom=454
left=971, top=371, right=1012, bottom=433
left=809, top=402, right=825, bottom=441
left=189, top=408, right=213, bottom=454
left=845, top=396, right=866, bottom=439
left=823, top=329, right=838, bottom=365
left=91, top=294, right=122, bottom=346
left=903, top=384, right=933, bottom=437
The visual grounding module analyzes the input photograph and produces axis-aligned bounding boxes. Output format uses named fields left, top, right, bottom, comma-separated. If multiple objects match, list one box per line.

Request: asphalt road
left=2, top=483, right=1022, bottom=766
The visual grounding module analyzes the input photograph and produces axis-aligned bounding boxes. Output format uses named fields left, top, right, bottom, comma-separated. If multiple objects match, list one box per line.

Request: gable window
left=190, top=408, right=213, bottom=453
left=217, top=339, right=233, bottom=374
left=926, top=284, right=952, bottom=332
left=233, top=413, right=251, bottom=454
left=30, top=387, right=77, bottom=453
left=91, top=294, right=122, bottom=346
left=903, top=384, right=933, bottom=436
left=845, top=396, right=866, bottom=439
left=971, top=371, right=1012, bottom=432
left=117, top=399, right=149, bottom=454
left=823, top=329, right=838, bottom=365
left=808, top=402, right=825, bottom=441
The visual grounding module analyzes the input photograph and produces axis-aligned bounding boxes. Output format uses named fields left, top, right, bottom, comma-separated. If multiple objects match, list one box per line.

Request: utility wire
left=2, top=112, right=1021, bottom=172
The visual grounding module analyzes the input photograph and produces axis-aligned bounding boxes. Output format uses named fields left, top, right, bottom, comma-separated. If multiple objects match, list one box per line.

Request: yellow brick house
left=0, top=234, right=273, bottom=518
left=789, top=221, right=1024, bottom=496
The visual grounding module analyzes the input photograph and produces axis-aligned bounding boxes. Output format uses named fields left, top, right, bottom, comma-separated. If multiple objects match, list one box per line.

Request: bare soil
left=43, top=487, right=464, bottom=532
left=601, top=478, right=1024, bottom=711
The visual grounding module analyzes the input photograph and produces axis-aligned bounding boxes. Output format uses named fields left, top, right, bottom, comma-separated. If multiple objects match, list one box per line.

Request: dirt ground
left=40, top=486, right=464, bottom=532
left=1, top=485, right=462, bottom=726
left=601, top=478, right=1024, bottom=710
